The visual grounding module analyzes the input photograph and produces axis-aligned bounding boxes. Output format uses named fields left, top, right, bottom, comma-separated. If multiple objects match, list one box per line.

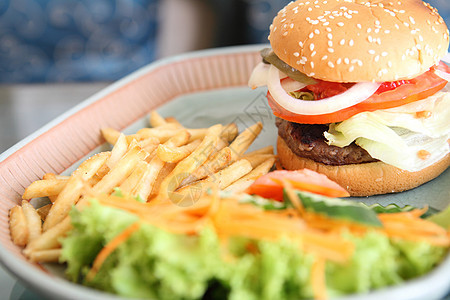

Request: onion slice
left=281, top=77, right=307, bottom=92
left=248, top=62, right=289, bottom=89
left=434, top=69, right=450, bottom=82
left=248, top=62, right=270, bottom=89
left=267, top=65, right=381, bottom=115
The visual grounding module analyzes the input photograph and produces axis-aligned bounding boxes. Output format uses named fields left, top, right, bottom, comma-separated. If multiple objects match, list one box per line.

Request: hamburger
left=248, top=0, right=450, bottom=196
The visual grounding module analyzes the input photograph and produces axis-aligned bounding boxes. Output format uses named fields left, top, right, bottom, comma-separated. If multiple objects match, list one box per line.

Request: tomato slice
left=245, top=170, right=350, bottom=201
left=269, top=62, right=449, bottom=124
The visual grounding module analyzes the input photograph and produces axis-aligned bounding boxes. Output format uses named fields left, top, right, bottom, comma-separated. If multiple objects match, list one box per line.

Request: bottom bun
left=277, top=137, right=450, bottom=197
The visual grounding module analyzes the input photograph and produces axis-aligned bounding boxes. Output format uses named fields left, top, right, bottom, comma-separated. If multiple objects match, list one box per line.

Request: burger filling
left=249, top=48, right=450, bottom=172
left=276, top=118, right=377, bottom=165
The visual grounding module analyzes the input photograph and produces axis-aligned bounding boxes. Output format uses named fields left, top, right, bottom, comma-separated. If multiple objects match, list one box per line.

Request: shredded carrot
left=279, top=178, right=306, bottom=217
left=87, top=189, right=449, bottom=300
left=311, top=256, right=327, bottom=300
left=86, top=221, right=140, bottom=281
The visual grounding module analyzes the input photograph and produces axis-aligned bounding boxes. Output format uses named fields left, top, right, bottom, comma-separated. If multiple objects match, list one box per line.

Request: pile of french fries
left=9, top=111, right=276, bottom=263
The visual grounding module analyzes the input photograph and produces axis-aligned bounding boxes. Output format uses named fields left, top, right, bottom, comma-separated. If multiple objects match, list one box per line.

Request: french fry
left=149, top=110, right=168, bottom=127
left=119, top=160, right=149, bottom=194
left=22, top=178, right=68, bottom=200
left=21, top=200, right=42, bottom=244
left=9, top=205, right=28, bottom=247
left=229, top=122, right=263, bottom=160
left=36, top=204, right=52, bottom=221
left=243, top=145, right=274, bottom=156
left=149, top=162, right=176, bottom=199
left=156, top=124, right=223, bottom=201
left=176, top=159, right=253, bottom=201
left=43, top=173, right=70, bottom=180
left=241, top=154, right=276, bottom=168
left=25, top=216, right=72, bottom=252
left=136, top=123, right=183, bottom=141
left=43, top=152, right=110, bottom=231
left=131, top=163, right=160, bottom=201
left=165, top=116, right=183, bottom=127
left=206, top=159, right=253, bottom=189
left=101, top=127, right=122, bottom=144
left=224, top=157, right=276, bottom=193
left=165, top=130, right=191, bottom=147
left=28, top=248, right=61, bottom=263
left=156, top=139, right=202, bottom=163
left=42, top=173, right=66, bottom=202
left=92, top=145, right=148, bottom=194
left=182, top=147, right=232, bottom=186
left=221, top=123, right=239, bottom=143
left=107, top=133, right=128, bottom=169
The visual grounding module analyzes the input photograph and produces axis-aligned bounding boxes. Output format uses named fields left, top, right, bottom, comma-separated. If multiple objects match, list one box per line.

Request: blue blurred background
left=0, top=0, right=449, bottom=83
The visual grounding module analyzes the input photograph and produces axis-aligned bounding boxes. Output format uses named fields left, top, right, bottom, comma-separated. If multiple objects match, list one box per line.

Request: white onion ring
left=267, top=65, right=381, bottom=115
left=434, top=69, right=450, bottom=82
left=248, top=62, right=270, bottom=89
left=281, top=77, right=307, bottom=92
left=248, top=62, right=288, bottom=89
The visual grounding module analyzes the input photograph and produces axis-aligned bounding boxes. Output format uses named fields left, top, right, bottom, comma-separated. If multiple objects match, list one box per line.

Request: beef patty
left=276, top=118, right=378, bottom=165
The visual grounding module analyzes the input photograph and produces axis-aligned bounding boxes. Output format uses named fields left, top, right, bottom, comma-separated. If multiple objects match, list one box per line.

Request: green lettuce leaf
left=60, top=199, right=448, bottom=299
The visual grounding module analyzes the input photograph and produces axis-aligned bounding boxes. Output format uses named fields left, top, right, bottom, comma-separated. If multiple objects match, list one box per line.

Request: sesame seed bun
left=269, top=0, right=449, bottom=83
left=277, top=137, right=450, bottom=196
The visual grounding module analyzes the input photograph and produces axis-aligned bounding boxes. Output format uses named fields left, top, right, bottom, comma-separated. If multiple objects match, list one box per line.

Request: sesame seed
left=314, top=29, right=320, bottom=34
left=311, top=51, right=317, bottom=57
left=328, top=40, right=333, bottom=47
left=336, top=58, right=342, bottom=64
left=328, top=48, right=335, bottom=53
left=367, top=28, right=372, bottom=33
left=290, top=23, right=294, bottom=28
left=310, top=43, right=315, bottom=51
left=322, top=55, right=328, bottom=60
left=283, top=32, right=288, bottom=36
left=340, top=39, right=345, bottom=45
left=337, top=22, right=344, bottom=27
left=368, top=49, right=376, bottom=54
left=381, top=51, right=388, bottom=56
left=299, top=41, right=303, bottom=47
left=375, top=55, right=380, bottom=62
left=328, top=61, right=335, bottom=68
left=309, top=32, right=314, bottom=38
left=349, top=65, right=355, bottom=72
left=357, top=24, right=362, bottom=29
left=349, top=39, right=354, bottom=46
left=294, top=52, right=300, bottom=57
left=388, top=61, right=393, bottom=67
left=344, top=57, right=350, bottom=64
left=327, top=33, right=333, bottom=39
left=384, top=30, right=390, bottom=34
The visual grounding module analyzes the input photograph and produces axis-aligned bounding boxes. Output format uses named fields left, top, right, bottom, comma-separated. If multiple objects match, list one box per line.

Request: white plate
left=0, top=45, right=448, bottom=300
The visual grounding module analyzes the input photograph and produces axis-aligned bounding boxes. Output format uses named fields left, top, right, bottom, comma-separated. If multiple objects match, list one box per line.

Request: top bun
left=268, top=0, right=449, bottom=83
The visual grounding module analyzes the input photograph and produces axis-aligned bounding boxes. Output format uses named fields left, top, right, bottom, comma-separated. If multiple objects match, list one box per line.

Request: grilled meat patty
left=276, top=118, right=378, bottom=166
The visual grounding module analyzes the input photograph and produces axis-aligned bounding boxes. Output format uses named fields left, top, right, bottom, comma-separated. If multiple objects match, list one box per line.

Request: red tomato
left=269, top=62, right=449, bottom=124
left=245, top=169, right=350, bottom=201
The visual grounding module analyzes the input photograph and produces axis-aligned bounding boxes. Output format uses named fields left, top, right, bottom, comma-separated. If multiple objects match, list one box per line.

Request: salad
left=59, top=170, right=450, bottom=300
